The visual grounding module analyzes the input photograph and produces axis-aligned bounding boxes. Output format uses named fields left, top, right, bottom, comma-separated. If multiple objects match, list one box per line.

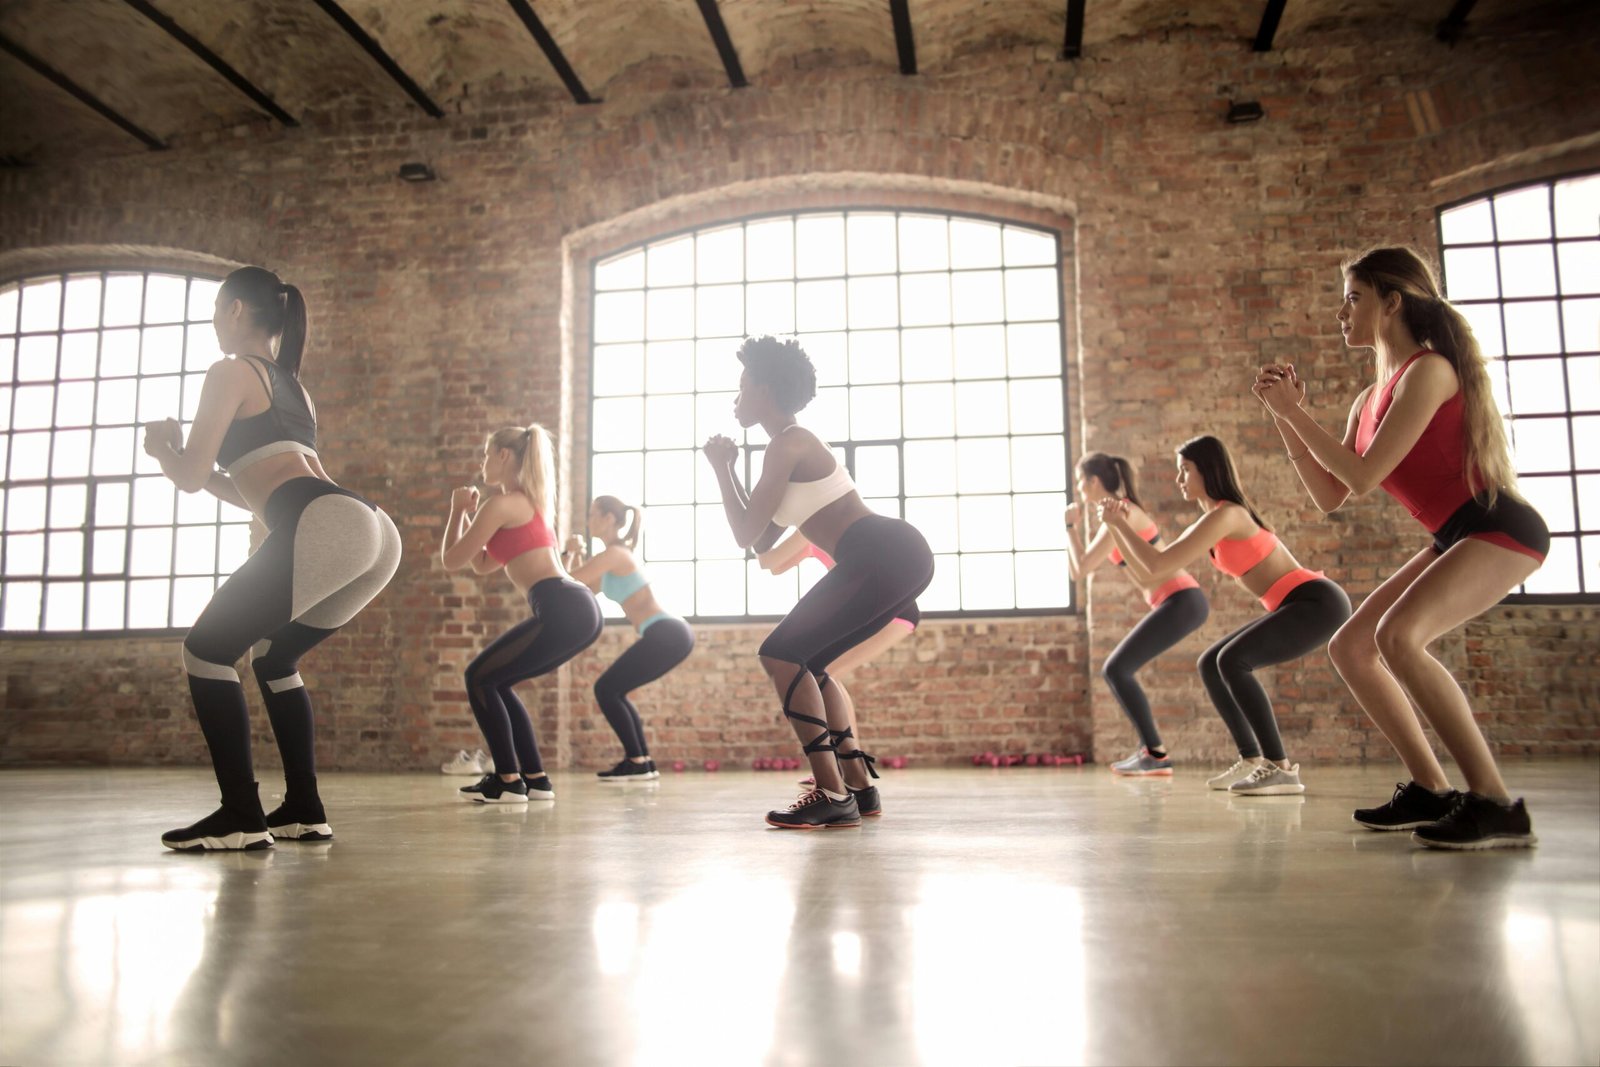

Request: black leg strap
left=838, top=747, right=879, bottom=779
left=782, top=669, right=835, bottom=755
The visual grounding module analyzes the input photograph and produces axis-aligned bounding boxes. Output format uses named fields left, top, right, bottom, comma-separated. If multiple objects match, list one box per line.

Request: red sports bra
left=1109, top=523, right=1160, bottom=567
left=1209, top=526, right=1278, bottom=578
left=1355, top=350, right=1476, bottom=533
left=485, top=512, right=556, bottom=564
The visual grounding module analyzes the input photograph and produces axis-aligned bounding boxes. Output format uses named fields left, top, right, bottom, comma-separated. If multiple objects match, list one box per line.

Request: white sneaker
left=471, top=748, right=491, bottom=773
left=1207, top=758, right=1260, bottom=791
left=440, top=750, right=482, bottom=775
left=1230, top=762, right=1305, bottom=796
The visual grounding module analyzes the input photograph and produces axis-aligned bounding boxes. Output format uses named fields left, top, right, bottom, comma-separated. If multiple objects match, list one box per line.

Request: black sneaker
left=459, top=774, right=529, bottom=804
left=849, top=784, right=882, bottom=817
left=162, top=804, right=274, bottom=851
left=597, top=759, right=660, bottom=782
left=766, top=789, right=862, bottom=830
left=266, top=799, right=333, bottom=841
left=522, top=774, right=555, bottom=802
left=1413, top=793, right=1537, bottom=850
left=1353, top=781, right=1460, bottom=831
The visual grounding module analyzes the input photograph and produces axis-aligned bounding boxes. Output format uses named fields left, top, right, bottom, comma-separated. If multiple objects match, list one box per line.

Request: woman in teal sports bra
left=564, top=496, right=695, bottom=781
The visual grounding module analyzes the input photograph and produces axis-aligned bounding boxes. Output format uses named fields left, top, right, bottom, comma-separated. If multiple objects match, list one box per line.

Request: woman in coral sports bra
left=439, top=424, right=602, bottom=804
left=1255, top=246, right=1547, bottom=850
left=1102, top=435, right=1351, bottom=797
left=1064, top=452, right=1208, bottom=777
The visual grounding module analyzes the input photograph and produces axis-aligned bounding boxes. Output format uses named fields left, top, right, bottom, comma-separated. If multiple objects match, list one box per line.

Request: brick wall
left=3, top=14, right=1598, bottom=773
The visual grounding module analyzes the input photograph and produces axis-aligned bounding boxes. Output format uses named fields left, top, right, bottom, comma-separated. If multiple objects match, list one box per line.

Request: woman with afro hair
left=703, top=336, right=934, bottom=829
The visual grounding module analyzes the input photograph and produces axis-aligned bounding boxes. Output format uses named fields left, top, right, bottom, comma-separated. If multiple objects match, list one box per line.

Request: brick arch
left=0, top=244, right=241, bottom=287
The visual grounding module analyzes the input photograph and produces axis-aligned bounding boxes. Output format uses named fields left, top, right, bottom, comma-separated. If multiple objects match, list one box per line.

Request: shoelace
left=1244, top=764, right=1279, bottom=782
left=787, top=789, right=826, bottom=810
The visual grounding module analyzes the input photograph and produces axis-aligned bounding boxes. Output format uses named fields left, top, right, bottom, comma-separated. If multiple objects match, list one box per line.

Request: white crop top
left=770, top=433, right=856, bottom=528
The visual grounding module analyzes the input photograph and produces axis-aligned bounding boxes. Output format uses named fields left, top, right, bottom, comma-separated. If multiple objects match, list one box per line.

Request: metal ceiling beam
left=1062, top=0, right=1086, bottom=60
left=309, top=0, right=444, bottom=118
left=889, top=0, right=916, bottom=75
left=694, top=0, right=747, bottom=89
left=1436, top=0, right=1479, bottom=44
left=504, top=0, right=595, bottom=104
left=122, top=0, right=298, bottom=126
left=1252, top=0, right=1288, bottom=52
left=0, top=31, right=166, bottom=150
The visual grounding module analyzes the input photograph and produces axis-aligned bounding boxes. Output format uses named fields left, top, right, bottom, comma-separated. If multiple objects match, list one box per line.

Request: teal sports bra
left=600, top=568, right=648, bottom=605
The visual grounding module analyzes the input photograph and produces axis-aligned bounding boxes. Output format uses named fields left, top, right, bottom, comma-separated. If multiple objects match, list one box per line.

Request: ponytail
left=487, top=423, right=555, bottom=519
left=1077, top=451, right=1143, bottom=508
left=593, top=495, right=642, bottom=550
left=218, top=266, right=308, bottom=380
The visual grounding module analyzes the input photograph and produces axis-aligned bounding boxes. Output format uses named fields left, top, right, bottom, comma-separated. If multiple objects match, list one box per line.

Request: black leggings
left=1103, top=587, right=1209, bottom=751
left=1197, top=578, right=1351, bottom=762
left=594, top=616, right=695, bottom=758
left=467, top=577, right=602, bottom=776
left=183, top=478, right=401, bottom=812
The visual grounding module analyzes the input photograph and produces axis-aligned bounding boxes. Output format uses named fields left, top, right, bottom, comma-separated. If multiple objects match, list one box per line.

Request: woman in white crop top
left=703, top=335, right=935, bottom=830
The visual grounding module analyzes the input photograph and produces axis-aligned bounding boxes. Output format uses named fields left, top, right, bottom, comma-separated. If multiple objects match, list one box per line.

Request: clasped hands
left=1253, top=363, right=1306, bottom=417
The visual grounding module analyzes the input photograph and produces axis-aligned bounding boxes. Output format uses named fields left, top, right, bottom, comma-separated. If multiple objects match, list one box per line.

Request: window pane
left=695, top=504, right=743, bottom=560
left=950, top=219, right=1002, bottom=269
left=18, top=335, right=56, bottom=381
left=956, top=380, right=1008, bottom=436
left=960, top=553, right=1015, bottom=610
left=129, top=528, right=172, bottom=576
left=795, top=280, right=846, bottom=332
left=920, top=555, right=959, bottom=610
left=1441, top=199, right=1494, bottom=244
left=2, top=581, right=41, bottom=629
left=1005, top=268, right=1059, bottom=322
left=796, top=215, right=845, bottom=278
left=1578, top=475, right=1600, bottom=528
left=952, top=271, right=1004, bottom=324
left=0, top=285, right=18, bottom=333
left=1009, top=379, right=1064, bottom=434
left=218, top=524, right=250, bottom=572
left=47, top=531, right=83, bottom=575
left=957, top=438, right=1010, bottom=493
left=853, top=445, right=900, bottom=497
left=1012, top=435, right=1068, bottom=492
left=904, top=496, right=958, bottom=553
left=899, top=215, right=949, bottom=272
left=850, top=385, right=901, bottom=439
left=903, top=382, right=955, bottom=438
left=5, top=533, right=43, bottom=575
left=49, top=484, right=87, bottom=528
left=142, top=274, right=185, bottom=324
left=800, top=332, right=846, bottom=386
left=594, top=344, right=644, bottom=396
left=747, top=557, right=800, bottom=616
left=1507, top=358, right=1568, bottom=414
left=1568, top=356, right=1598, bottom=411
left=186, top=277, right=221, bottom=321
left=1012, top=493, right=1068, bottom=551
left=184, top=325, right=219, bottom=371
left=959, top=495, right=1014, bottom=551
left=593, top=291, right=644, bottom=343
left=138, top=375, right=181, bottom=425
left=645, top=394, right=695, bottom=449
left=1509, top=418, right=1570, bottom=472
left=1494, top=186, right=1552, bottom=242
left=1499, top=245, right=1557, bottom=299
left=55, top=381, right=95, bottom=428
left=848, top=330, right=899, bottom=384
left=746, top=282, right=795, bottom=335
left=647, top=504, right=695, bottom=560
left=746, top=218, right=795, bottom=281
left=1565, top=300, right=1600, bottom=354
left=1458, top=303, right=1504, bottom=357
left=847, top=214, right=898, bottom=275
left=592, top=398, right=643, bottom=451
left=1003, top=227, right=1056, bottom=267
left=174, top=526, right=217, bottom=574
left=644, top=340, right=693, bottom=394
left=1008, top=323, right=1062, bottom=378
left=96, top=378, right=136, bottom=426
left=14, top=385, right=54, bottom=430
left=176, top=491, right=218, bottom=527
left=1503, top=301, right=1561, bottom=356
left=9, top=432, right=49, bottom=480
left=1015, top=551, right=1069, bottom=608
left=695, top=391, right=737, bottom=446
left=899, top=273, right=952, bottom=327
left=1584, top=536, right=1600, bottom=596
left=1522, top=536, right=1576, bottom=595
left=807, top=387, right=849, bottom=442
left=172, top=576, right=214, bottom=628
left=592, top=452, right=644, bottom=507
left=905, top=440, right=956, bottom=496
left=20, top=279, right=62, bottom=332
left=1554, top=175, right=1600, bottom=238
left=1556, top=241, right=1600, bottom=296
left=133, top=475, right=175, bottom=525
left=141, top=325, right=184, bottom=375
left=644, top=451, right=695, bottom=505
left=695, top=559, right=746, bottom=615
left=87, top=581, right=125, bottom=629
left=102, top=275, right=144, bottom=327
left=645, top=288, right=693, bottom=341
left=901, top=327, right=953, bottom=381
left=695, top=284, right=744, bottom=338
left=51, top=429, right=91, bottom=478
left=1518, top=476, right=1575, bottom=532
left=596, top=249, right=644, bottom=291
left=41, top=582, right=84, bottom=630
left=1574, top=416, right=1600, bottom=470
left=126, top=578, right=169, bottom=628
left=94, top=482, right=129, bottom=526
left=847, top=276, right=898, bottom=330
left=953, top=325, right=1004, bottom=379
left=647, top=236, right=694, bottom=288
left=696, top=226, right=743, bottom=285
left=696, top=341, right=742, bottom=392
left=1443, top=247, right=1499, bottom=301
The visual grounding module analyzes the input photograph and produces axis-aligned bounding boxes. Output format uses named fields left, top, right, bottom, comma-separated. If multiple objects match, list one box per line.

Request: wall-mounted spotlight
left=397, top=162, right=438, bottom=182
left=1226, top=101, right=1265, bottom=124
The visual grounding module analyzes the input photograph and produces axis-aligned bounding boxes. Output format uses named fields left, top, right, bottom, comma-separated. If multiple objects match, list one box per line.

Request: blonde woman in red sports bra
left=1103, top=436, right=1351, bottom=796
left=1254, top=246, right=1548, bottom=849
left=439, top=424, right=603, bottom=804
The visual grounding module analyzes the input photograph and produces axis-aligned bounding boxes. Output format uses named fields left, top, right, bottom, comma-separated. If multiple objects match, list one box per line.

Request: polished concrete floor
left=1, top=762, right=1596, bottom=1067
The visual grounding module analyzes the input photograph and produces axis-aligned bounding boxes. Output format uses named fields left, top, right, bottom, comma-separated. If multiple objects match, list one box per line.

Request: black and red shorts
left=1431, top=493, right=1549, bottom=563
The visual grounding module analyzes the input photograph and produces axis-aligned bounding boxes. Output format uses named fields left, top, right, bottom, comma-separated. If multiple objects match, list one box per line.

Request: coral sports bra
left=1208, top=526, right=1278, bottom=578
left=1109, top=523, right=1160, bottom=566
left=485, top=511, right=556, bottom=564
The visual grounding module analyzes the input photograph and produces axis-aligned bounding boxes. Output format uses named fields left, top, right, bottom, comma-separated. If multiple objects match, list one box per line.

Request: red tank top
left=1355, top=351, right=1475, bottom=533
left=485, top=512, right=556, bottom=564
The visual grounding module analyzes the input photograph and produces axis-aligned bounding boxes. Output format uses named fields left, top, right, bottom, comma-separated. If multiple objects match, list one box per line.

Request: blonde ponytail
left=487, top=423, right=555, bottom=518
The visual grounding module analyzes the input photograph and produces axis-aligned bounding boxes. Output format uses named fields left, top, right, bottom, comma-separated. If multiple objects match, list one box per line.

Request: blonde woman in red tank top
left=1255, top=246, right=1546, bottom=849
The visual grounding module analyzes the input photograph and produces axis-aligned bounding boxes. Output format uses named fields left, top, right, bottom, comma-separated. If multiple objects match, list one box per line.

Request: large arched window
left=0, top=270, right=251, bottom=633
left=1438, top=171, right=1600, bottom=599
left=587, top=210, right=1071, bottom=621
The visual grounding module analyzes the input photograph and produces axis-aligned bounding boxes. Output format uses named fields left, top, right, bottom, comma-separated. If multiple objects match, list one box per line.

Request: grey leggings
left=1103, top=587, right=1209, bottom=751
left=1197, top=578, right=1351, bottom=762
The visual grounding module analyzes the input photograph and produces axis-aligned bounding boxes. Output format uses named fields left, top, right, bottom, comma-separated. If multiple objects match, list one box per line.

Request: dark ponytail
left=1077, top=451, right=1143, bottom=508
left=219, top=266, right=308, bottom=380
left=1176, top=435, right=1271, bottom=531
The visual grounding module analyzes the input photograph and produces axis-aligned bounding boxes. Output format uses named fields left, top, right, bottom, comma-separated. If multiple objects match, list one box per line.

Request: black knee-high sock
left=187, top=675, right=262, bottom=814
left=258, top=679, right=319, bottom=805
